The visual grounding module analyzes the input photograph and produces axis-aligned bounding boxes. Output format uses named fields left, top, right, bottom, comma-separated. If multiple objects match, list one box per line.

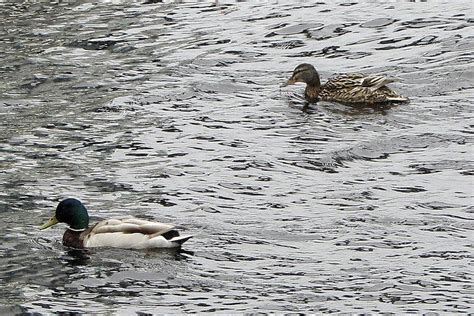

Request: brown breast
left=304, top=85, right=320, bottom=102
left=62, top=229, right=86, bottom=249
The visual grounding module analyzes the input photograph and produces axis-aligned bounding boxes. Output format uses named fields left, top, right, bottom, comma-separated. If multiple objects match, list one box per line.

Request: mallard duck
left=282, top=63, right=408, bottom=104
left=41, top=198, right=192, bottom=249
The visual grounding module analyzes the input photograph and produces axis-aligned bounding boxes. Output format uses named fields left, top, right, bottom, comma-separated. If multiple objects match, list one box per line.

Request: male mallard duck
left=41, top=198, right=192, bottom=249
left=282, top=63, right=408, bottom=104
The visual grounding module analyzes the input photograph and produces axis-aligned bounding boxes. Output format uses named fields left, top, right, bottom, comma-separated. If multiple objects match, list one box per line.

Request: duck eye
left=293, top=67, right=307, bottom=77
left=293, top=70, right=303, bottom=79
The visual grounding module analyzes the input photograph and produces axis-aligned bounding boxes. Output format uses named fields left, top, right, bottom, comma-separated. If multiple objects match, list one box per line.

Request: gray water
left=1, top=0, right=473, bottom=314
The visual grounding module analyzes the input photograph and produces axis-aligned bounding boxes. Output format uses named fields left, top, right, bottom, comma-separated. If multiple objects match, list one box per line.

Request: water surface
left=0, top=0, right=473, bottom=314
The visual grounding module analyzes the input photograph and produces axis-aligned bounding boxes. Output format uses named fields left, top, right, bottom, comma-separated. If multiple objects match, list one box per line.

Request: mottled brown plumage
left=283, top=63, right=408, bottom=105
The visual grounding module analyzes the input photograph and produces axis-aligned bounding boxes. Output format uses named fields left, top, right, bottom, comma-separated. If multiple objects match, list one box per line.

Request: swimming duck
left=282, top=63, right=408, bottom=104
left=41, top=198, right=192, bottom=249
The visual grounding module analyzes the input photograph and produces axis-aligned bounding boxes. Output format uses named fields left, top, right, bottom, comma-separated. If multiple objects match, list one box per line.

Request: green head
left=41, top=198, right=90, bottom=230
left=282, top=63, right=321, bottom=88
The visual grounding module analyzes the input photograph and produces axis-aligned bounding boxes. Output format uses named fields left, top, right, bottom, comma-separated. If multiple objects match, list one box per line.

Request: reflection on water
left=0, top=0, right=473, bottom=314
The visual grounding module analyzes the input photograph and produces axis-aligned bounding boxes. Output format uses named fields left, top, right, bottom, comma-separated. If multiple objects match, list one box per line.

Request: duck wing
left=321, top=73, right=407, bottom=104
left=324, top=73, right=397, bottom=90
left=361, top=75, right=398, bottom=91
left=323, top=73, right=365, bottom=90
left=92, top=217, right=175, bottom=235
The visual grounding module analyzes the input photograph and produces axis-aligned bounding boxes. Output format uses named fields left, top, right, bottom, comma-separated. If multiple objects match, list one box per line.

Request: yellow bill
left=41, top=216, right=59, bottom=230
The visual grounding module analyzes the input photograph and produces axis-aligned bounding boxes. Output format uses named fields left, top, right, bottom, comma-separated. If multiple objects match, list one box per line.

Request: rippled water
left=1, top=0, right=473, bottom=314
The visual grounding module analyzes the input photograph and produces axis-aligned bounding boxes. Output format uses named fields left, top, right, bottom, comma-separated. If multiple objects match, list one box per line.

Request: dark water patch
left=409, top=160, right=474, bottom=174
left=399, top=18, right=448, bottom=29
left=266, top=23, right=324, bottom=37
left=417, top=251, right=471, bottom=260
left=339, top=2, right=357, bottom=6
left=426, top=213, right=474, bottom=222
left=193, top=38, right=231, bottom=48
left=68, top=38, right=124, bottom=51
left=287, top=45, right=371, bottom=59
left=244, top=12, right=291, bottom=22
left=83, top=179, right=135, bottom=193
left=421, top=225, right=463, bottom=233
left=20, top=74, right=49, bottom=91
left=443, top=23, right=472, bottom=31
left=409, top=35, right=439, bottom=46
left=94, top=106, right=125, bottom=113
left=266, top=40, right=305, bottom=49
left=417, top=202, right=461, bottom=211
left=379, top=36, right=413, bottom=45
left=306, top=24, right=351, bottom=40
left=361, top=18, right=397, bottom=28
left=376, top=35, right=439, bottom=50
left=317, top=133, right=469, bottom=169
left=393, top=186, right=427, bottom=193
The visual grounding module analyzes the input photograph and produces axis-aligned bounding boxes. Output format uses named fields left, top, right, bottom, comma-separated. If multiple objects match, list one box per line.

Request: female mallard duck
left=41, top=198, right=192, bottom=249
left=282, top=63, right=408, bottom=104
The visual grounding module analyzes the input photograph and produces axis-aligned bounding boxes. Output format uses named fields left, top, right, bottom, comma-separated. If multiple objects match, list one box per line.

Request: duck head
left=282, top=63, right=321, bottom=88
left=41, top=198, right=90, bottom=231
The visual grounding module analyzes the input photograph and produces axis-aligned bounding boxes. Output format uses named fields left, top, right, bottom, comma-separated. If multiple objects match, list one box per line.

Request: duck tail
left=169, top=235, right=193, bottom=245
left=387, top=95, right=409, bottom=103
